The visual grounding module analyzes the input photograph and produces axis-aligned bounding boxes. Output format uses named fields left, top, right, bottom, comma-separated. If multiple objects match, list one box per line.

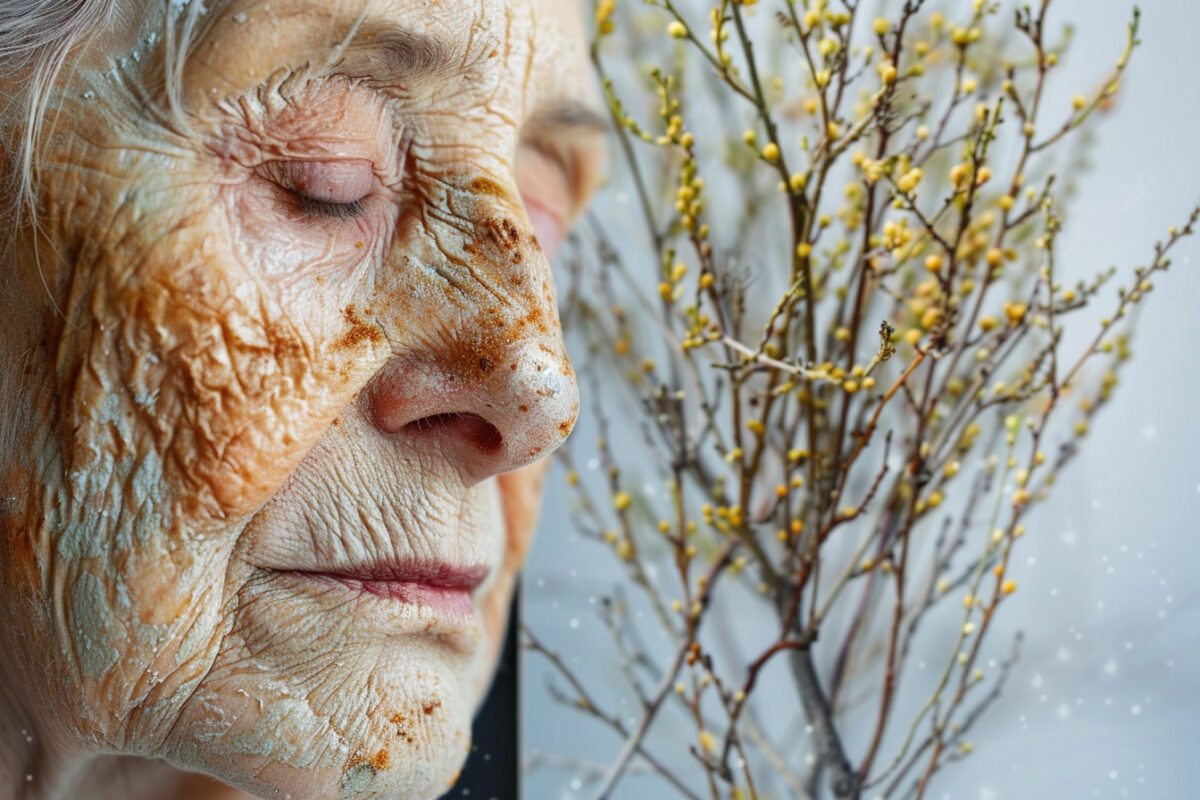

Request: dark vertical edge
left=442, top=583, right=520, bottom=800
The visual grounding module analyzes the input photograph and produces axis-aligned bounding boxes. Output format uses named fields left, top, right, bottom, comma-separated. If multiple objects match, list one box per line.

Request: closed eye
left=258, top=159, right=376, bottom=219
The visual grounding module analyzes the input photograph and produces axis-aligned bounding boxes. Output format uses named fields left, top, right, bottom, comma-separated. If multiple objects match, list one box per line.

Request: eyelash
left=292, top=192, right=369, bottom=221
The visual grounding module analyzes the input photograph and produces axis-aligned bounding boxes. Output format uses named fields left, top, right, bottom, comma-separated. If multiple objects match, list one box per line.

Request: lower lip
left=299, top=574, right=478, bottom=620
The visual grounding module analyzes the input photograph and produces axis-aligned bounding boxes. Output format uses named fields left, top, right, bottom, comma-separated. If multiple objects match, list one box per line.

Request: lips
left=282, top=561, right=490, bottom=623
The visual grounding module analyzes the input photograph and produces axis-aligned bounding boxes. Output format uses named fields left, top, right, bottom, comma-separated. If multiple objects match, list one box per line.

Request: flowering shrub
left=525, top=1, right=1196, bottom=798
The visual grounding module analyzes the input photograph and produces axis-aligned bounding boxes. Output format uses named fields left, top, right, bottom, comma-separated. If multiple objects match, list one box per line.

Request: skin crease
left=0, top=1, right=604, bottom=799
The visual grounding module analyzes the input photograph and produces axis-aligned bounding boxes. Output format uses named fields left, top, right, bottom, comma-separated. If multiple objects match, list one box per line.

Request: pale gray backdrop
left=520, top=2, right=1200, bottom=798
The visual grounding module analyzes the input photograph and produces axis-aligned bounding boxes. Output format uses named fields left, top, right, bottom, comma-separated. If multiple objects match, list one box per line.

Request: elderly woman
left=0, top=0, right=604, bottom=798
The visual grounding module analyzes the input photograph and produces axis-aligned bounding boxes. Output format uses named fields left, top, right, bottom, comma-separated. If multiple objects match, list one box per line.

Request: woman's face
left=0, top=0, right=601, bottom=797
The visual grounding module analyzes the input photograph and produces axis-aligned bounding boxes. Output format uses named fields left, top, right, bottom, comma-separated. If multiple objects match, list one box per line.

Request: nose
left=360, top=177, right=579, bottom=485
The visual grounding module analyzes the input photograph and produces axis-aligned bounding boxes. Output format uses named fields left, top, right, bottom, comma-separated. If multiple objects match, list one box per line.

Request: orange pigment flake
left=370, top=749, right=390, bottom=770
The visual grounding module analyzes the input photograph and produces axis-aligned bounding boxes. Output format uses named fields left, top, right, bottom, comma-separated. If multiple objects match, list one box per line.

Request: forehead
left=185, top=0, right=592, bottom=119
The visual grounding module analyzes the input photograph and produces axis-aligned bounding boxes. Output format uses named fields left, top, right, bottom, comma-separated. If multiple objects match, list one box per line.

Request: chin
left=157, top=561, right=500, bottom=800
left=151, top=467, right=509, bottom=800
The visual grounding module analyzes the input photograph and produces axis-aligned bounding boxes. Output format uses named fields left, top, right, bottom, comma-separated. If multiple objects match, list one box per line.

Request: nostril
left=403, top=412, right=504, bottom=453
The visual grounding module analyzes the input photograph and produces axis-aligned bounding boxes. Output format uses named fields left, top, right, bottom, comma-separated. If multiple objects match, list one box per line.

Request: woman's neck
left=0, top=741, right=254, bottom=800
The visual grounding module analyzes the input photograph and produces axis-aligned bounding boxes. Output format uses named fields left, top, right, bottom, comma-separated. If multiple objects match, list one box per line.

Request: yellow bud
left=1003, top=301, right=1027, bottom=325
left=742, top=129, right=757, bottom=146
left=668, top=20, right=688, bottom=38
left=1002, top=579, right=1017, bottom=595
left=1072, top=94, right=1085, bottom=110
left=978, top=315, right=1000, bottom=332
left=762, top=142, right=780, bottom=162
left=873, top=17, right=890, bottom=35
left=613, top=491, right=632, bottom=511
left=925, top=253, right=944, bottom=272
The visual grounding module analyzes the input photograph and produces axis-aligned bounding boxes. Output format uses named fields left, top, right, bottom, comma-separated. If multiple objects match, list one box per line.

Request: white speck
left=979, top=788, right=997, bottom=800
left=1055, top=648, right=1072, bottom=663
left=1109, top=770, right=1119, bottom=780
left=1124, top=641, right=1134, bottom=651
left=1061, top=529, right=1078, bottom=546
left=1142, top=424, right=1157, bottom=440
left=569, top=618, right=579, bottom=629
left=615, top=192, right=629, bottom=204
left=1092, top=499, right=1101, bottom=509
left=1056, top=703, right=1071, bottom=720
left=1027, top=556, right=1037, bottom=566
left=586, top=458, right=600, bottom=470
left=1096, top=600, right=1105, bottom=610
left=1130, top=704, right=1142, bottom=716
left=233, top=11, right=247, bottom=23
left=1103, top=659, right=1118, bottom=675
left=1031, top=673, right=1044, bottom=689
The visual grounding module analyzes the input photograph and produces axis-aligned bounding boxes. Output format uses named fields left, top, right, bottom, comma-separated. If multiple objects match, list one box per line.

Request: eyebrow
left=314, top=10, right=609, bottom=152
left=525, top=101, right=609, bottom=134
left=330, top=21, right=459, bottom=84
left=328, top=20, right=609, bottom=137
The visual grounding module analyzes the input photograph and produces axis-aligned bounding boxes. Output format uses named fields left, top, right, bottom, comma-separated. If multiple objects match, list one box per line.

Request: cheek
left=19, top=159, right=386, bottom=742
left=523, top=201, right=565, bottom=262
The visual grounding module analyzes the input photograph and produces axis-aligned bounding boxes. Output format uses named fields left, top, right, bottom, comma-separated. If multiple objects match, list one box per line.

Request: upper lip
left=288, top=560, right=490, bottom=589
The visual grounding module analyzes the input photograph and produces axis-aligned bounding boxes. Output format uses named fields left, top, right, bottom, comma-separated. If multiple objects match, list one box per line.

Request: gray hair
left=0, top=0, right=211, bottom=226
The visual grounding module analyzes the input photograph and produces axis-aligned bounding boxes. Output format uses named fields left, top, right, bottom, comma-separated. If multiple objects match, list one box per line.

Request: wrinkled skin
left=0, top=1, right=602, bottom=798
